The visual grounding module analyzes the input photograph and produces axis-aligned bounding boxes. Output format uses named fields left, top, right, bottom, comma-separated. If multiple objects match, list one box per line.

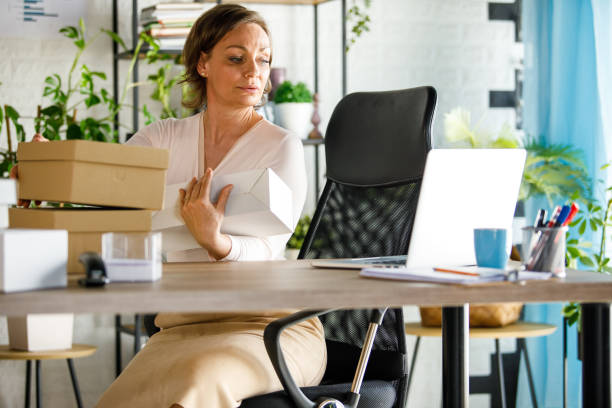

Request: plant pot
left=274, top=102, right=313, bottom=139
left=285, top=248, right=300, bottom=260
left=7, top=314, right=74, bottom=351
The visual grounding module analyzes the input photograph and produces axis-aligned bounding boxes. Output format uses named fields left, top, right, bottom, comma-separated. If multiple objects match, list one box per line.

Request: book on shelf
left=144, top=21, right=194, bottom=29
left=147, top=26, right=191, bottom=37
left=142, top=2, right=209, bottom=12
left=142, top=17, right=197, bottom=26
left=143, top=37, right=186, bottom=51
left=140, top=9, right=204, bottom=24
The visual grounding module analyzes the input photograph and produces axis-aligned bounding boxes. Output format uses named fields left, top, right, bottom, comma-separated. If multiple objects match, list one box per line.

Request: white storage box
left=0, top=179, right=17, bottom=228
left=0, top=229, right=68, bottom=292
left=102, top=232, right=162, bottom=282
left=152, top=168, right=293, bottom=252
left=7, top=314, right=73, bottom=351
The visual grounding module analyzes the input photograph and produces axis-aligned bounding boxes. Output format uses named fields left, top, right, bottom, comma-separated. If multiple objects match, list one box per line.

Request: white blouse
left=127, top=111, right=307, bottom=262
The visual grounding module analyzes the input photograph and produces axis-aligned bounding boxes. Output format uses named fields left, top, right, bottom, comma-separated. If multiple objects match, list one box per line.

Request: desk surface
left=2, top=260, right=612, bottom=315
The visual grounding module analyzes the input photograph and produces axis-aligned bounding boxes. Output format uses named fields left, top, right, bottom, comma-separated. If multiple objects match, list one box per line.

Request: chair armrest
left=264, top=309, right=354, bottom=408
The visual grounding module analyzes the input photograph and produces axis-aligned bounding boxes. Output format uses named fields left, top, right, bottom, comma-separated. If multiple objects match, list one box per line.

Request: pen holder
left=522, top=226, right=568, bottom=277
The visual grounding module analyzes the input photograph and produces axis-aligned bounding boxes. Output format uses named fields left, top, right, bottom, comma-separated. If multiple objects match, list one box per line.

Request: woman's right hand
left=10, top=133, right=49, bottom=207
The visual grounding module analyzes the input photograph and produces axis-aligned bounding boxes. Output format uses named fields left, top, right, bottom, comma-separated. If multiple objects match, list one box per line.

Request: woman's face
left=199, top=23, right=271, bottom=110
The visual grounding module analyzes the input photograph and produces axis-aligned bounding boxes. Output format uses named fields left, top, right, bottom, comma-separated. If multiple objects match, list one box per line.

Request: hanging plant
left=346, top=0, right=372, bottom=52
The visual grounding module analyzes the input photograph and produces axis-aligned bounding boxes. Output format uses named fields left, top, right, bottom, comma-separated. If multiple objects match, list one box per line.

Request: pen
left=535, top=209, right=547, bottom=228
left=433, top=267, right=479, bottom=277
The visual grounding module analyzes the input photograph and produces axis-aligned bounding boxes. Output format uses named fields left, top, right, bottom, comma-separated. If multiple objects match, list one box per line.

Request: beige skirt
left=96, top=312, right=327, bottom=408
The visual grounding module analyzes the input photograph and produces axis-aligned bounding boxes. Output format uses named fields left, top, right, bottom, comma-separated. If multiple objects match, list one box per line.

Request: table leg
left=25, top=360, right=31, bottom=408
left=581, top=303, right=610, bottom=408
left=442, top=305, right=469, bottom=408
left=67, top=359, right=83, bottom=408
left=35, top=360, right=41, bottom=408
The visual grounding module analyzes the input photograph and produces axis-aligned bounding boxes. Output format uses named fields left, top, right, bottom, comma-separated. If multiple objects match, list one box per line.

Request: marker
left=554, top=205, right=571, bottom=227
left=546, top=206, right=562, bottom=227
left=535, top=209, right=547, bottom=228
left=561, top=202, right=579, bottom=226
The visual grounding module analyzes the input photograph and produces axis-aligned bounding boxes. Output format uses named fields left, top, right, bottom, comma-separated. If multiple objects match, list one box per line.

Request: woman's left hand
left=179, top=168, right=234, bottom=260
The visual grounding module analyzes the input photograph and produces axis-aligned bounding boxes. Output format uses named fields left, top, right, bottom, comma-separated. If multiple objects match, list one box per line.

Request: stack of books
left=141, top=2, right=206, bottom=51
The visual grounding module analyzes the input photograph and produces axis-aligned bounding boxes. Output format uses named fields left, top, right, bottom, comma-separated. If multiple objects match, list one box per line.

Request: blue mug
left=474, top=228, right=509, bottom=269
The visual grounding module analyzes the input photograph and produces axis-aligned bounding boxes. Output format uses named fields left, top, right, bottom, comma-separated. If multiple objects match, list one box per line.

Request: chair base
left=241, top=380, right=396, bottom=408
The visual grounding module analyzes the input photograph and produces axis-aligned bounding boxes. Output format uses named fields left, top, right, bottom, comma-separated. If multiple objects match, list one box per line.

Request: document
left=359, top=266, right=552, bottom=285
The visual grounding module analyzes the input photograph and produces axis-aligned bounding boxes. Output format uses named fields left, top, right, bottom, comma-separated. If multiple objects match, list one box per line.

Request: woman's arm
left=219, top=134, right=307, bottom=261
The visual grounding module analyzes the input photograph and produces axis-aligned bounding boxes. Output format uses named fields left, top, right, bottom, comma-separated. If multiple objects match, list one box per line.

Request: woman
left=14, top=4, right=326, bottom=408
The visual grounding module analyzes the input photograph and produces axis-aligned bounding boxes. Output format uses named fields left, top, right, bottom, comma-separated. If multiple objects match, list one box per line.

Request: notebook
left=310, top=149, right=527, bottom=269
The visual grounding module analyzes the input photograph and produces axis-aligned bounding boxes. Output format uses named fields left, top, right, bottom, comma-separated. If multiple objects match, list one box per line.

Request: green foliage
left=146, top=56, right=184, bottom=121
left=563, top=162, right=612, bottom=327
left=346, top=0, right=372, bottom=52
left=0, top=99, right=25, bottom=177
left=273, top=81, right=313, bottom=104
left=286, top=215, right=311, bottom=249
left=520, top=139, right=591, bottom=204
left=0, top=19, right=173, bottom=176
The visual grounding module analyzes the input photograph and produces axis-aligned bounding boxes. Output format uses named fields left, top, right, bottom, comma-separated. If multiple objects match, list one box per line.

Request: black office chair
left=242, top=86, right=437, bottom=408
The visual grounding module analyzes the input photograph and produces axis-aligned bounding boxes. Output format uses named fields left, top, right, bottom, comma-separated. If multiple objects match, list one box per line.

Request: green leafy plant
left=287, top=215, right=311, bottom=250
left=346, top=0, right=372, bottom=52
left=0, top=100, right=25, bottom=178
left=443, top=107, right=591, bottom=204
left=273, top=81, right=313, bottom=104
left=34, top=19, right=163, bottom=142
left=563, top=162, right=612, bottom=326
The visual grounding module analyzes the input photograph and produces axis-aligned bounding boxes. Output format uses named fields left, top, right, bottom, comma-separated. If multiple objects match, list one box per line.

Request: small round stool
left=0, top=344, right=97, bottom=408
left=405, top=322, right=556, bottom=408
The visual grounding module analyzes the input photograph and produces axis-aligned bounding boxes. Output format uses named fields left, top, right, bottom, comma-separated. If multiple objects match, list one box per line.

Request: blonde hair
left=180, top=4, right=272, bottom=109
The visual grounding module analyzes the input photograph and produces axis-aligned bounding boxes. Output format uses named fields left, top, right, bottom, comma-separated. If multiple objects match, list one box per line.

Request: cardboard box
left=8, top=314, right=73, bottom=351
left=17, top=140, right=169, bottom=210
left=152, top=168, right=293, bottom=252
left=0, top=229, right=68, bottom=293
left=9, top=207, right=152, bottom=275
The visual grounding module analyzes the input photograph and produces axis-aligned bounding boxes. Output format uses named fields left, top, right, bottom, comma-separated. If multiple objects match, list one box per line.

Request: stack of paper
left=360, top=265, right=552, bottom=285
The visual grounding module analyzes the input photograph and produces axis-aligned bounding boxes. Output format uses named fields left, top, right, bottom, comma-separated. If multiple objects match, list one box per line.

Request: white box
left=152, top=168, right=293, bottom=252
left=0, top=179, right=17, bottom=205
left=0, top=229, right=68, bottom=292
left=0, top=179, right=16, bottom=229
left=7, top=314, right=73, bottom=351
left=0, top=205, right=8, bottom=229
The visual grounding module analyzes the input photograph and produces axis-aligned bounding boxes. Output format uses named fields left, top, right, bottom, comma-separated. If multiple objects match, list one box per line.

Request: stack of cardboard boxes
left=9, top=139, right=169, bottom=277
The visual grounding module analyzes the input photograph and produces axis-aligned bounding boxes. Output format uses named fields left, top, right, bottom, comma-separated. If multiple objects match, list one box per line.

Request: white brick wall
left=0, top=1, right=519, bottom=406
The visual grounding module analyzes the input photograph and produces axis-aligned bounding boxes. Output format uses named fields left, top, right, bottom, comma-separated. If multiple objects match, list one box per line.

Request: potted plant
left=285, top=215, right=311, bottom=260
left=273, top=81, right=313, bottom=139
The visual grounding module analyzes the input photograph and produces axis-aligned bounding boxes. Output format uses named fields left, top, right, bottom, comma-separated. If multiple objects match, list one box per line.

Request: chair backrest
left=298, top=86, right=436, bottom=408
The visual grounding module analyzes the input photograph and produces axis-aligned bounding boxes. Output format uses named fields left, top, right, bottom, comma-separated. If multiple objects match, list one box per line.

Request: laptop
left=310, top=149, right=526, bottom=269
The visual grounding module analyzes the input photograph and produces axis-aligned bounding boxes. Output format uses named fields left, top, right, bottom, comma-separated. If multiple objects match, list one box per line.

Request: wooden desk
left=1, top=260, right=610, bottom=408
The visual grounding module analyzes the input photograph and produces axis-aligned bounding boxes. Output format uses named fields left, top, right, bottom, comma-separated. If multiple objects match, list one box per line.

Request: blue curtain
left=520, top=1, right=610, bottom=407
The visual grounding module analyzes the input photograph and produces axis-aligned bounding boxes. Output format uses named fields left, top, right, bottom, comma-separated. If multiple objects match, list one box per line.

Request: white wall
left=0, top=0, right=519, bottom=406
